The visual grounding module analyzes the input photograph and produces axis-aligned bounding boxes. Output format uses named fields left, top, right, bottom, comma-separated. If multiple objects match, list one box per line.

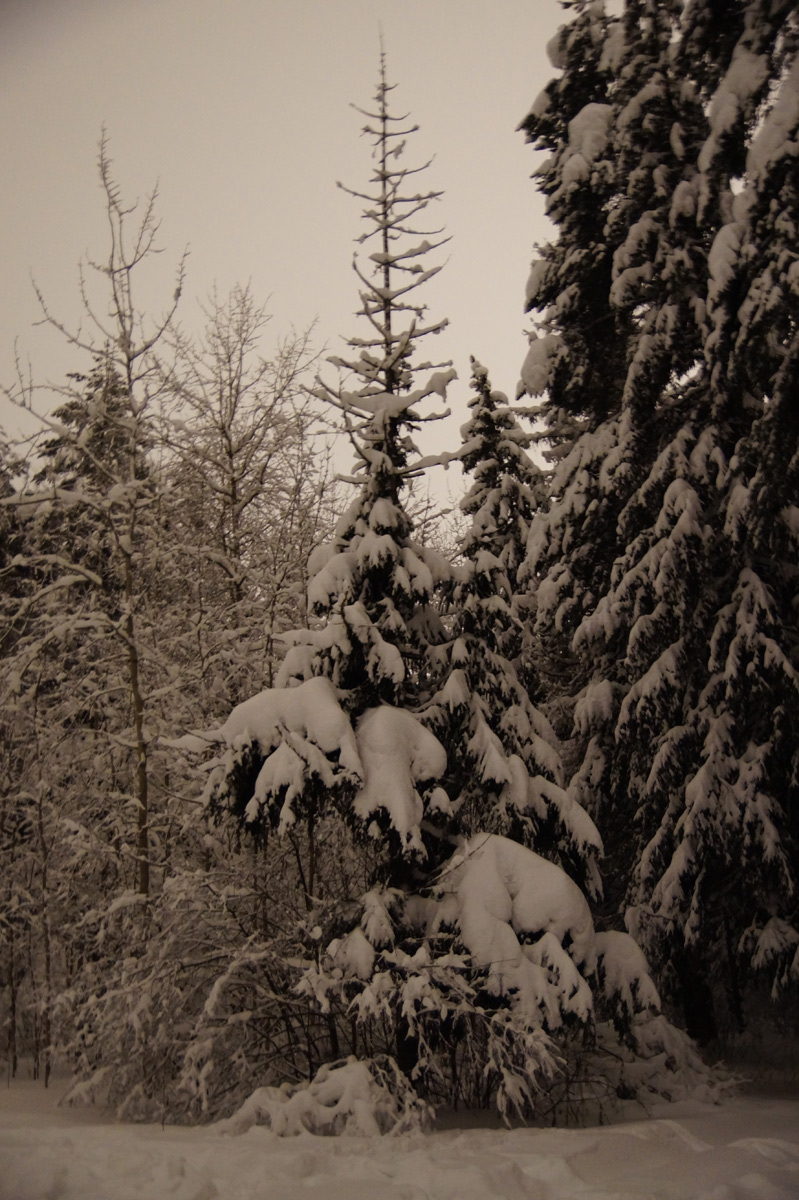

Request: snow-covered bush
left=295, top=834, right=724, bottom=1124
left=216, top=1056, right=431, bottom=1136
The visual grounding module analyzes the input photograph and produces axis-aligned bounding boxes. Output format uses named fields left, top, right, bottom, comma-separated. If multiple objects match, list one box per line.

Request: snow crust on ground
left=2, top=1079, right=798, bottom=1200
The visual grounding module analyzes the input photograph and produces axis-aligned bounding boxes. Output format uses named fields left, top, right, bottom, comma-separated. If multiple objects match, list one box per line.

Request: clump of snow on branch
left=216, top=1057, right=431, bottom=1136
left=430, top=835, right=595, bottom=1028
left=429, top=835, right=590, bottom=1022
left=353, top=705, right=448, bottom=853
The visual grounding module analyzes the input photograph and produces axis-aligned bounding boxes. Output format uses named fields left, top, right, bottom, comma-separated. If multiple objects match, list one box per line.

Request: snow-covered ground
left=1, top=1079, right=798, bottom=1200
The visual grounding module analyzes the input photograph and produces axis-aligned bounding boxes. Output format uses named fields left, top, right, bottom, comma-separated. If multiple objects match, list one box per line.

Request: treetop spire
left=328, top=50, right=451, bottom=398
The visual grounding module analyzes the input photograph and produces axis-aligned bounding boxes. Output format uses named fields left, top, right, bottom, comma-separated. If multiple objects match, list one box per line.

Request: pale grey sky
left=1, top=0, right=562, bottom=460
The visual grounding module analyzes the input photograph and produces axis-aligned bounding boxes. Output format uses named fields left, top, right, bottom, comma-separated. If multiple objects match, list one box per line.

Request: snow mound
left=519, top=331, right=561, bottom=395
left=216, top=677, right=356, bottom=766
left=354, top=705, right=447, bottom=853
left=432, top=834, right=596, bottom=1026
left=215, top=1057, right=431, bottom=1137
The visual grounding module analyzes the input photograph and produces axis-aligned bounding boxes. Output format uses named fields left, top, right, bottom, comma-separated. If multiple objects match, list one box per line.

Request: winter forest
left=1, top=0, right=798, bottom=1139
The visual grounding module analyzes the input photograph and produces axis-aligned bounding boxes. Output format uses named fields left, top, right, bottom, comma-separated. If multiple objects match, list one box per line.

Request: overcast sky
left=1, top=0, right=562, bottom=466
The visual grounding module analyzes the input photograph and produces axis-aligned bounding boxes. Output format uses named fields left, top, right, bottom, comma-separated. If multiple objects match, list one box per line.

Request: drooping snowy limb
left=592, top=929, right=717, bottom=1103
left=430, top=835, right=596, bottom=1022
left=195, top=677, right=361, bottom=843
left=352, top=705, right=448, bottom=857
left=686, top=0, right=796, bottom=223
left=302, top=834, right=721, bottom=1121
left=192, top=677, right=452, bottom=874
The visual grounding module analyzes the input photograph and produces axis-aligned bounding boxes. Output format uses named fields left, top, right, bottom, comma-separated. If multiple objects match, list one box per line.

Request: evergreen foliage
left=0, top=30, right=754, bottom=1129
left=520, top=0, right=799, bottom=1040
left=194, top=59, right=720, bottom=1126
left=423, top=359, right=602, bottom=897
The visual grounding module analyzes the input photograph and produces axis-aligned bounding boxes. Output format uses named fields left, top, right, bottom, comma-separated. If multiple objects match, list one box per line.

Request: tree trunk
left=123, top=553, right=149, bottom=897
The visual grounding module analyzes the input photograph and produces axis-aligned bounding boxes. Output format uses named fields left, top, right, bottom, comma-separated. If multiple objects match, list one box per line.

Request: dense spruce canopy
left=520, top=0, right=799, bottom=1038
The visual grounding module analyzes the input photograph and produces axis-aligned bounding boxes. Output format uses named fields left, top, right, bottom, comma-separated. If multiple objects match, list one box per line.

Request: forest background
left=1, top=0, right=798, bottom=1134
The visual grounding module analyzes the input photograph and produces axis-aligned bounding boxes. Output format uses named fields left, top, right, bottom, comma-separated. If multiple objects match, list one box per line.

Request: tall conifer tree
left=194, top=56, right=717, bottom=1123
left=520, top=0, right=799, bottom=1037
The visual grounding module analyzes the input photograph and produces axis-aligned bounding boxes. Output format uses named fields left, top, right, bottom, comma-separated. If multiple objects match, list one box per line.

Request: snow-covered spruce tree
left=459, top=358, right=548, bottom=598
left=519, top=0, right=711, bottom=645
left=189, top=56, right=458, bottom=1112
left=422, top=358, right=602, bottom=895
left=624, top=9, right=799, bottom=1035
left=523, top=0, right=720, bottom=930
left=518, top=0, right=699, bottom=928
left=520, top=0, right=799, bottom=1044
left=183, top=60, right=722, bottom=1128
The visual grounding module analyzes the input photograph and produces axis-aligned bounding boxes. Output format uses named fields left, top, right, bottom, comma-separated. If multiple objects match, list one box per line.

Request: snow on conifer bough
left=152, top=41, right=739, bottom=1130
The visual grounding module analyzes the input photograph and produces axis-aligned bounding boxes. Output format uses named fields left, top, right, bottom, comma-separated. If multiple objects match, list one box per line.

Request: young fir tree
left=193, top=59, right=723, bottom=1125
left=520, top=0, right=799, bottom=1043
left=423, top=358, right=603, bottom=898
left=183, top=54, right=461, bottom=1107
